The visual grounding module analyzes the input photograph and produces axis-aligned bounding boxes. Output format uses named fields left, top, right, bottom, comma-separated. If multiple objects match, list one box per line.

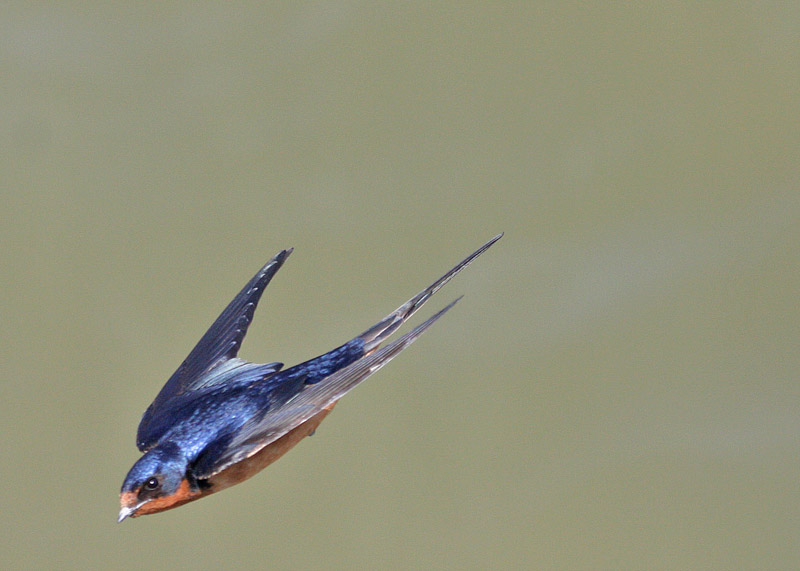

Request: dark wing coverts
left=136, top=249, right=292, bottom=451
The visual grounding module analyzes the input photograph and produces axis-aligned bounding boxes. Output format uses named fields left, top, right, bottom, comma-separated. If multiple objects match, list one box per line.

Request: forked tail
left=358, top=233, right=503, bottom=354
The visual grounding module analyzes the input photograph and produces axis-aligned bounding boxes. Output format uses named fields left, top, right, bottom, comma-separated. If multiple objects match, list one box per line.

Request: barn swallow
left=118, top=234, right=502, bottom=522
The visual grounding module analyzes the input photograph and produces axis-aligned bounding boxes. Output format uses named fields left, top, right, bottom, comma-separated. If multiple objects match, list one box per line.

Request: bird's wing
left=194, top=299, right=459, bottom=479
left=137, top=248, right=291, bottom=450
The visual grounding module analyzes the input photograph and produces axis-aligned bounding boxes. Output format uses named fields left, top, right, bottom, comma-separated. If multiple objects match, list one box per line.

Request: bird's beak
left=117, top=505, right=136, bottom=523
left=118, top=491, right=141, bottom=523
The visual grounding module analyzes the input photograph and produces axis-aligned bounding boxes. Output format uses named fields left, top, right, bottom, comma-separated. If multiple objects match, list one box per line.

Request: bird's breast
left=207, top=404, right=337, bottom=492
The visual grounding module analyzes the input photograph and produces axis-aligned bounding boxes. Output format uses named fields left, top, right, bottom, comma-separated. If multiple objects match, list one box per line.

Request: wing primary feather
left=137, top=248, right=292, bottom=450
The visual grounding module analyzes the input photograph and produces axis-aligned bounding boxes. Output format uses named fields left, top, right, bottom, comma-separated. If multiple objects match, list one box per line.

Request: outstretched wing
left=195, top=299, right=460, bottom=479
left=137, top=248, right=291, bottom=451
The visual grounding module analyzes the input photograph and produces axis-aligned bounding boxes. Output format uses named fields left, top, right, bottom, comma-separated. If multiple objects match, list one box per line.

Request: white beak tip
left=117, top=506, right=135, bottom=523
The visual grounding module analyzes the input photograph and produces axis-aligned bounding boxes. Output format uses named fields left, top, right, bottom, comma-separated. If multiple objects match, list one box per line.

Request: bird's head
left=118, top=442, right=197, bottom=522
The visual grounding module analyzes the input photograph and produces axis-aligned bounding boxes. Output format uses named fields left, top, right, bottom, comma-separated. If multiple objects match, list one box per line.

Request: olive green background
left=2, top=4, right=798, bottom=569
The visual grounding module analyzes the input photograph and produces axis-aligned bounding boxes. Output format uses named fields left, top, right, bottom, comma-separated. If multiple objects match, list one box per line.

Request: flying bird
left=119, top=234, right=502, bottom=522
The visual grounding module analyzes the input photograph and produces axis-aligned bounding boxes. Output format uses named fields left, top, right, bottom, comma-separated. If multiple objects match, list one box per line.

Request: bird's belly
left=207, top=404, right=336, bottom=492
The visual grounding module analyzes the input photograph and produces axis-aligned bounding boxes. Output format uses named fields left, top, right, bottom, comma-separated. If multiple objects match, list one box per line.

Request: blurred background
left=2, top=3, right=798, bottom=569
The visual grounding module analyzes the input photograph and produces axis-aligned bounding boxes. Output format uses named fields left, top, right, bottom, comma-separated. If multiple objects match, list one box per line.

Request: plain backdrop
left=2, top=3, right=799, bottom=569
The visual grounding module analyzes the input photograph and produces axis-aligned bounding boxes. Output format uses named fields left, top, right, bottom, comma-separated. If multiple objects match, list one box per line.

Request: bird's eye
left=144, top=477, right=160, bottom=490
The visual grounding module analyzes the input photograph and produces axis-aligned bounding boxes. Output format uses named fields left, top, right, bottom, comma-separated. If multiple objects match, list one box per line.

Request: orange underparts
left=209, top=404, right=336, bottom=492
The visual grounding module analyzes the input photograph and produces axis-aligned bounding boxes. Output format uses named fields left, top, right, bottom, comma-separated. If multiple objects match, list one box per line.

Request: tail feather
left=358, top=232, right=503, bottom=354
